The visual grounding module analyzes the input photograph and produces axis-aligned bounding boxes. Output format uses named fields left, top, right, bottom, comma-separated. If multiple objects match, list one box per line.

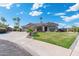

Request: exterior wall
left=47, top=27, right=50, bottom=32
left=34, top=28, right=37, bottom=32
left=22, top=23, right=58, bottom=32
left=42, top=26, right=45, bottom=32
left=36, top=26, right=58, bottom=32
left=48, top=26, right=58, bottom=32
left=36, top=26, right=46, bottom=32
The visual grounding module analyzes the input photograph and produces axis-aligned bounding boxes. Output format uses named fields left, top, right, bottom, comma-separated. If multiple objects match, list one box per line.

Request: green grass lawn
left=33, top=32, right=78, bottom=48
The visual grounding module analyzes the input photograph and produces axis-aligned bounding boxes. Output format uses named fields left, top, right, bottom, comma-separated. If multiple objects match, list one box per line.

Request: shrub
left=27, top=28, right=33, bottom=36
left=0, top=23, right=8, bottom=33
left=13, top=26, right=21, bottom=31
left=0, top=28, right=7, bottom=33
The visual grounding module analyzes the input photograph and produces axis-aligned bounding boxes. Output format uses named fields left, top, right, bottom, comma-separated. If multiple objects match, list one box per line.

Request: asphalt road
left=0, top=39, right=32, bottom=56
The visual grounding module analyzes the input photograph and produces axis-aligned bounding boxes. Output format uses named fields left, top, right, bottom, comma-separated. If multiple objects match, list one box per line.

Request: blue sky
left=0, top=3, right=79, bottom=28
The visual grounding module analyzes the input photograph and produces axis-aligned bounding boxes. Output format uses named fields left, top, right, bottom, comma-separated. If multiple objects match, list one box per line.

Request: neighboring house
left=7, top=27, right=13, bottom=31
left=22, top=22, right=58, bottom=32
left=57, top=28, right=67, bottom=32
left=66, top=28, right=74, bottom=32
left=57, top=28, right=75, bottom=32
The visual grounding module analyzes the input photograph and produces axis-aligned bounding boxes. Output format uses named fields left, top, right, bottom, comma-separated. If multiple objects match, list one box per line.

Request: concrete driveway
left=0, top=32, right=72, bottom=56
left=0, top=39, right=32, bottom=56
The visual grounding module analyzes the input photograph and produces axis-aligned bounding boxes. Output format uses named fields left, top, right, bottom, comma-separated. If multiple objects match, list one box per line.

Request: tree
left=13, top=17, right=21, bottom=31
left=72, top=26, right=79, bottom=32
left=0, top=17, right=6, bottom=24
left=0, top=22, right=8, bottom=33
left=13, top=17, right=20, bottom=27
left=27, top=28, right=33, bottom=36
left=40, top=17, right=43, bottom=23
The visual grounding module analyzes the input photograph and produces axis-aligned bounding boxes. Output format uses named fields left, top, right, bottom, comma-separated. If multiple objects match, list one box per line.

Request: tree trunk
left=29, top=32, right=32, bottom=36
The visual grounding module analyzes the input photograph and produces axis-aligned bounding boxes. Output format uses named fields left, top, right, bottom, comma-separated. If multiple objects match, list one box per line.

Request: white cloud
left=44, top=5, right=47, bottom=8
left=74, top=22, right=79, bottom=27
left=0, top=3, right=13, bottom=9
left=47, top=12, right=50, bottom=15
left=16, top=4, right=20, bottom=7
left=65, top=25, right=72, bottom=28
left=31, top=3, right=44, bottom=10
left=58, top=23, right=66, bottom=26
left=75, top=23, right=79, bottom=25
left=66, top=3, right=79, bottom=12
left=16, top=11, right=24, bottom=16
left=58, top=23, right=66, bottom=28
left=20, top=11, right=23, bottom=14
left=58, top=23, right=72, bottom=28
left=54, top=13, right=65, bottom=16
left=60, top=14, right=79, bottom=22
left=29, top=11, right=43, bottom=16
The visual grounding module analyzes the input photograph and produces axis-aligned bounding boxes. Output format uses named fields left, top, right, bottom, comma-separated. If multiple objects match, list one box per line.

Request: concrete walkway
left=0, top=32, right=72, bottom=56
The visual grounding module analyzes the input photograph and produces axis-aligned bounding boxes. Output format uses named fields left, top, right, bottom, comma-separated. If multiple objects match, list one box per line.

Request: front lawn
left=33, top=32, right=77, bottom=48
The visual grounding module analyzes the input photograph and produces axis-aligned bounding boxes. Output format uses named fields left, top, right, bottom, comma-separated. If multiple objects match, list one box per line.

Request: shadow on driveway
left=0, top=39, right=32, bottom=56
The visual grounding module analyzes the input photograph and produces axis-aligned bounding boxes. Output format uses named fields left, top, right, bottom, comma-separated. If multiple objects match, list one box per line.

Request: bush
left=27, top=28, right=33, bottom=32
left=0, top=23, right=8, bottom=33
left=0, top=28, right=7, bottom=33
left=27, top=28, right=33, bottom=36
left=13, top=26, right=21, bottom=31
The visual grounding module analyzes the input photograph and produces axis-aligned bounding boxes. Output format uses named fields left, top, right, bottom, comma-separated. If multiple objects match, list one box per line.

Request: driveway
left=0, top=32, right=72, bottom=56
left=0, top=32, right=32, bottom=56
left=0, top=39, right=32, bottom=56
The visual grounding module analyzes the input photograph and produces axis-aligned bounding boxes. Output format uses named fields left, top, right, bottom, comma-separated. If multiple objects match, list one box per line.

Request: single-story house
left=22, top=22, right=58, bottom=32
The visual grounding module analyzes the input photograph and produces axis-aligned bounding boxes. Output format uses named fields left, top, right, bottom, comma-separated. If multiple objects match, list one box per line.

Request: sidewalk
left=71, top=35, right=79, bottom=56
left=0, top=32, right=72, bottom=56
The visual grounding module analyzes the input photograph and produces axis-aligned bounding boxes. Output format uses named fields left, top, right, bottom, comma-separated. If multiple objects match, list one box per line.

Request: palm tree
left=40, top=17, right=43, bottom=23
left=0, top=17, right=8, bottom=33
left=13, top=17, right=21, bottom=31
left=13, top=17, right=20, bottom=27
left=0, top=17, right=8, bottom=28
left=0, top=17, right=6, bottom=24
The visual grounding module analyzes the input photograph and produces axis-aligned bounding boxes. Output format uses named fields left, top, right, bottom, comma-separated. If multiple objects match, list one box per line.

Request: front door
left=45, top=27, right=47, bottom=31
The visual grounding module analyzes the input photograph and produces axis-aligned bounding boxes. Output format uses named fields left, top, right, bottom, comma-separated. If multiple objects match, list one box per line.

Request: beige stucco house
left=22, top=22, right=58, bottom=32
